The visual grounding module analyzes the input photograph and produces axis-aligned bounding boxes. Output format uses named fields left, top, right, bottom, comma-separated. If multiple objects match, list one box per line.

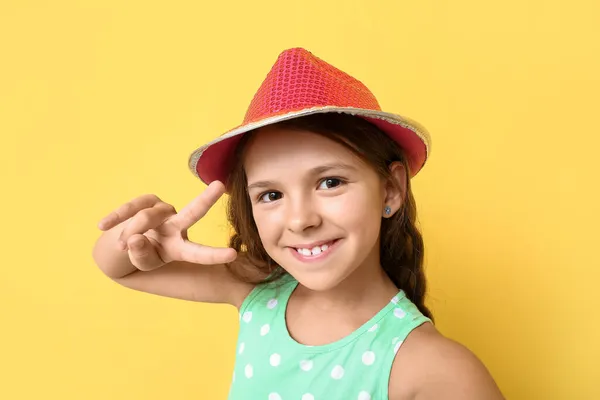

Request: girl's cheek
left=328, top=192, right=376, bottom=220
left=254, top=208, right=284, bottom=235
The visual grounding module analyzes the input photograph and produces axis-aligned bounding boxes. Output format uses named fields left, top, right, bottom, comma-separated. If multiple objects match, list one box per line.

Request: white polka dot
left=238, top=342, right=245, bottom=354
left=391, top=296, right=399, bottom=304
left=394, top=340, right=404, bottom=354
left=267, top=298, right=278, bottom=309
left=392, top=336, right=400, bottom=344
left=302, top=394, right=315, bottom=400
left=242, top=311, right=252, bottom=323
left=362, top=351, right=376, bottom=365
left=270, top=353, right=281, bottom=366
left=393, top=307, right=406, bottom=319
left=299, top=359, right=313, bottom=371
left=358, top=391, right=371, bottom=400
left=260, top=323, right=270, bottom=336
left=368, top=323, right=378, bottom=332
left=244, top=364, right=253, bottom=378
left=268, top=393, right=282, bottom=400
left=331, top=365, right=344, bottom=379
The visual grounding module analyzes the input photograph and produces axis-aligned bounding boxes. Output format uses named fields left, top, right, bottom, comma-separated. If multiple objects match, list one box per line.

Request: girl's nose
left=286, top=198, right=322, bottom=233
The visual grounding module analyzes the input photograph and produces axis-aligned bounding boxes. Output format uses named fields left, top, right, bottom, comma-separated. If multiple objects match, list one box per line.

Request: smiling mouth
left=291, top=239, right=339, bottom=257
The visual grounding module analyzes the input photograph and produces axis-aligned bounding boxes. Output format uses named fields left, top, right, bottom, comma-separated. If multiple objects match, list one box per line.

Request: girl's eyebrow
left=247, top=162, right=357, bottom=191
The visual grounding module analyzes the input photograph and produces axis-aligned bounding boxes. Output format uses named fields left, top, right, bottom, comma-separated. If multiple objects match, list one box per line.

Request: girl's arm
left=92, top=222, right=255, bottom=308
left=92, top=182, right=258, bottom=309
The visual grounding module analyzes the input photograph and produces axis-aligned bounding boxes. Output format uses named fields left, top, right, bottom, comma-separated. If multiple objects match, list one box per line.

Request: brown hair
left=225, top=113, right=433, bottom=320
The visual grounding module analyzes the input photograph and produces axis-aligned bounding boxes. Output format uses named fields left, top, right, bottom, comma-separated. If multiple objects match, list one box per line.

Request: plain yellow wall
left=1, top=0, right=598, bottom=399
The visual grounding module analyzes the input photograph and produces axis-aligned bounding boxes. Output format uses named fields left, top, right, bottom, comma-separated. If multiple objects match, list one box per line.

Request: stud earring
left=384, top=205, right=392, bottom=216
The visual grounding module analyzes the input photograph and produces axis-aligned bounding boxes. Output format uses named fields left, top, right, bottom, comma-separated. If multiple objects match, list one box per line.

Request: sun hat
left=188, top=47, right=431, bottom=185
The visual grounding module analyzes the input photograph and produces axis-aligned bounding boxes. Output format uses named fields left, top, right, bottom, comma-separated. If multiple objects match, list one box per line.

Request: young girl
left=93, top=48, right=504, bottom=399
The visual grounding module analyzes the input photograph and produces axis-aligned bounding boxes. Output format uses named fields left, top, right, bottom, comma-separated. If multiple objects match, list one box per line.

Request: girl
left=93, top=48, right=504, bottom=399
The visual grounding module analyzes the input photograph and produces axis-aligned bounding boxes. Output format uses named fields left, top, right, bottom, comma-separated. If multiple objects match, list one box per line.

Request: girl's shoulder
left=389, top=323, right=505, bottom=399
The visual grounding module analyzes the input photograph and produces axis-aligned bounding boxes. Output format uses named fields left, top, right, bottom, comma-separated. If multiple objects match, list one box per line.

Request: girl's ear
left=382, top=161, right=407, bottom=218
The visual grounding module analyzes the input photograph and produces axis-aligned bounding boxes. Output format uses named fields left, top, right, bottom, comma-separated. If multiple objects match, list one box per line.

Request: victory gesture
left=97, top=180, right=237, bottom=272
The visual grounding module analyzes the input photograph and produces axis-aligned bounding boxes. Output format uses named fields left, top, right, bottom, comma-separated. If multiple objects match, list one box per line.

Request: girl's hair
left=225, top=113, right=433, bottom=320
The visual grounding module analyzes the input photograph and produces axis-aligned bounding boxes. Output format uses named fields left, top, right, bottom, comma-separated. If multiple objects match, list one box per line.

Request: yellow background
left=1, top=0, right=598, bottom=399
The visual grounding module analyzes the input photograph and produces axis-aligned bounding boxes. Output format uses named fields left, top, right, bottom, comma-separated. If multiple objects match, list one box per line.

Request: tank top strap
left=368, top=291, right=431, bottom=398
left=238, top=273, right=297, bottom=323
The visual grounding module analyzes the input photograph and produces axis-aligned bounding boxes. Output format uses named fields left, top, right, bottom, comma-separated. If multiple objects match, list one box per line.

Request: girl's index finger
left=172, top=181, right=226, bottom=231
left=97, top=194, right=162, bottom=231
left=98, top=212, right=120, bottom=230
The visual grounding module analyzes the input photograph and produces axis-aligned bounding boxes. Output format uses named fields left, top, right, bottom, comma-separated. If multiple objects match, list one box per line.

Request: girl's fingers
left=98, top=194, right=162, bottom=231
left=177, top=241, right=238, bottom=265
left=118, top=202, right=176, bottom=249
left=172, top=181, right=226, bottom=231
left=127, top=234, right=166, bottom=271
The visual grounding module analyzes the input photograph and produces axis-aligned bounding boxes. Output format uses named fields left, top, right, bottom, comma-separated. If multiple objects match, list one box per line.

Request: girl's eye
left=318, top=177, right=344, bottom=190
left=259, top=191, right=282, bottom=203
left=257, top=178, right=344, bottom=202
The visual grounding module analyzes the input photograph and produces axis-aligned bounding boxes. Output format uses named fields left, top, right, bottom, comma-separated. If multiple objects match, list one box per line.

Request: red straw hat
left=188, top=48, right=431, bottom=185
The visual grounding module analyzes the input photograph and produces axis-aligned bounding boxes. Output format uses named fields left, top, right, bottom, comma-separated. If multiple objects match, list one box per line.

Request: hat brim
left=188, top=106, right=431, bottom=186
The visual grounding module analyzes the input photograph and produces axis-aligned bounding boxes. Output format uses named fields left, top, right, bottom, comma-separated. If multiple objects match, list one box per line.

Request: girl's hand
left=97, top=181, right=237, bottom=271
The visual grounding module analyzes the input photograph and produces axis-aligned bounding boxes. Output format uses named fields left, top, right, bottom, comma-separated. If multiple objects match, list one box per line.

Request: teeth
left=296, top=242, right=332, bottom=256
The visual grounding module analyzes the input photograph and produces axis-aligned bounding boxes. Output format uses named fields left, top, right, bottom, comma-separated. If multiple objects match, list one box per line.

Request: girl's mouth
left=289, top=239, right=341, bottom=262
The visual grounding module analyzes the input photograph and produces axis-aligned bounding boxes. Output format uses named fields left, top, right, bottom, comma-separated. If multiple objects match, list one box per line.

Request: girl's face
left=243, top=127, right=393, bottom=291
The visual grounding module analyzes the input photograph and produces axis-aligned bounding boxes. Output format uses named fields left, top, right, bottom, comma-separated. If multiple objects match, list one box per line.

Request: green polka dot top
left=228, top=274, right=431, bottom=399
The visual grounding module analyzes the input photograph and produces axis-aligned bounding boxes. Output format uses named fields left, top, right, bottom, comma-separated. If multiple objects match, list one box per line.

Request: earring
left=384, top=205, right=392, bottom=216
